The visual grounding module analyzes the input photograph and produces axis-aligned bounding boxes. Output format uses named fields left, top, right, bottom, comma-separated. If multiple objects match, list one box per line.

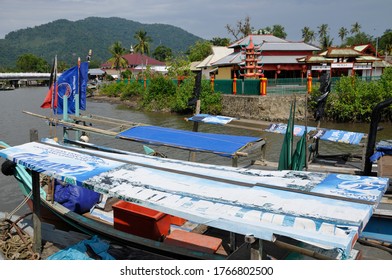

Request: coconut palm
left=134, top=30, right=152, bottom=55
left=320, top=35, right=334, bottom=50
left=338, top=27, right=349, bottom=45
left=301, top=26, right=315, bottom=43
left=351, top=22, right=361, bottom=34
left=317, top=24, right=331, bottom=48
left=317, top=24, right=329, bottom=39
left=108, top=41, right=128, bottom=77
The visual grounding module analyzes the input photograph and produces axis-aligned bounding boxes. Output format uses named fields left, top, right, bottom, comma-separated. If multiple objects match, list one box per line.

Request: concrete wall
left=221, top=94, right=309, bottom=121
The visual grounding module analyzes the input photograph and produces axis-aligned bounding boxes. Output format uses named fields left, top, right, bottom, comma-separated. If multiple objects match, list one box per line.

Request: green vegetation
left=99, top=73, right=222, bottom=115
left=309, top=68, right=392, bottom=122
left=16, top=53, right=50, bottom=72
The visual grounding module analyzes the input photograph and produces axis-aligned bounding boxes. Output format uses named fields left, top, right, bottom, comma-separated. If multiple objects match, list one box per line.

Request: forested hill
left=0, top=17, right=203, bottom=68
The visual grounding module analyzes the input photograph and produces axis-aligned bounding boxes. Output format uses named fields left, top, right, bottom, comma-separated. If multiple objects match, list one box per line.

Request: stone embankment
left=221, top=94, right=309, bottom=122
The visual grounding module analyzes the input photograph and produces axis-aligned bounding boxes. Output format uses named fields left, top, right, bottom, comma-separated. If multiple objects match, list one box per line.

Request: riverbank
left=90, top=94, right=308, bottom=122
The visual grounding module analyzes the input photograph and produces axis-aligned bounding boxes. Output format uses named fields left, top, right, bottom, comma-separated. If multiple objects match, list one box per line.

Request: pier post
left=32, top=170, right=42, bottom=254
left=30, top=129, right=42, bottom=254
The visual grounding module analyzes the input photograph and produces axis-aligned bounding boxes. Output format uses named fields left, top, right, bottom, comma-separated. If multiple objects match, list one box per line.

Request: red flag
left=40, top=56, right=57, bottom=109
left=40, top=86, right=54, bottom=108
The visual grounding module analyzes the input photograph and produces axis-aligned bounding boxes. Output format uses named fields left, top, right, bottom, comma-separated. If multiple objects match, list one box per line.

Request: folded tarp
left=116, top=125, right=262, bottom=158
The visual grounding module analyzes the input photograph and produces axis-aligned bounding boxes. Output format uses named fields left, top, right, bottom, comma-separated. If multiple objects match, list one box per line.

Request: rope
left=0, top=215, right=40, bottom=260
left=5, top=191, right=32, bottom=220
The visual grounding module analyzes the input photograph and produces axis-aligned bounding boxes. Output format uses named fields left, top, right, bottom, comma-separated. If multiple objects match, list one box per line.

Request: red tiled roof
left=101, top=53, right=165, bottom=68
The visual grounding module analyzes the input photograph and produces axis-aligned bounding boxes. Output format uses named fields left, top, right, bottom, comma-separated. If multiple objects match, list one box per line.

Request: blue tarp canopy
left=116, top=125, right=262, bottom=158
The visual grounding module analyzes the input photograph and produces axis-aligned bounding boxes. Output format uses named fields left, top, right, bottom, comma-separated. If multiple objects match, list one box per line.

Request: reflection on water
left=0, top=87, right=391, bottom=212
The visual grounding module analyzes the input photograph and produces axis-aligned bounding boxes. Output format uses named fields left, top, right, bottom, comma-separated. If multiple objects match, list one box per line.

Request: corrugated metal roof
left=213, top=54, right=310, bottom=66
left=229, top=35, right=287, bottom=47
left=257, top=55, right=307, bottom=64
left=229, top=35, right=319, bottom=52
left=261, top=42, right=319, bottom=51
left=197, top=46, right=234, bottom=68
left=211, top=52, right=242, bottom=66
left=88, top=68, right=105, bottom=75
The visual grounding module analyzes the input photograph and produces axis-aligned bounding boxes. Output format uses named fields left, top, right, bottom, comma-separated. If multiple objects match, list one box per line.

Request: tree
left=345, top=32, right=373, bottom=46
left=253, top=27, right=271, bottom=35
left=378, top=29, right=392, bottom=56
left=338, top=27, right=349, bottom=45
left=107, top=41, right=128, bottom=76
left=152, top=45, right=172, bottom=62
left=209, top=37, right=231, bottom=46
left=350, top=22, right=361, bottom=35
left=271, top=25, right=287, bottom=39
left=225, top=16, right=253, bottom=40
left=187, top=40, right=212, bottom=62
left=16, top=53, right=49, bottom=72
left=317, top=24, right=331, bottom=48
left=133, top=30, right=152, bottom=55
left=320, top=35, right=334, bottom=50
left=254, top=25, right=287, bottom=38
left=301, top=26, right=315, bottom=43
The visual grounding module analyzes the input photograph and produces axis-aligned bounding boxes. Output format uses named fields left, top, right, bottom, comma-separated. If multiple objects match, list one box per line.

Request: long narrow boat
left=0, top=139, right=389, bottom=260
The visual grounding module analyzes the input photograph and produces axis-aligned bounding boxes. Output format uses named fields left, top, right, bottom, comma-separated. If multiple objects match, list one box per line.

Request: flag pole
left=75, top=57, right=81, bottom=117
left=74, top=57, right=81, bottom=141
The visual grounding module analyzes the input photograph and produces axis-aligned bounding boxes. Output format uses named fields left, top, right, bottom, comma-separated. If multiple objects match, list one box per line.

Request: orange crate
left=112, top=201, right=170, bottom=241
left=164, top=230, right=222, bottom=254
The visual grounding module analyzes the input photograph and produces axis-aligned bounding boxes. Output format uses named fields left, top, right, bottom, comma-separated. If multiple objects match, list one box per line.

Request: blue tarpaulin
left=47, top=235, right=115, bottom=260
left=116, top=125, right=262, bottom=158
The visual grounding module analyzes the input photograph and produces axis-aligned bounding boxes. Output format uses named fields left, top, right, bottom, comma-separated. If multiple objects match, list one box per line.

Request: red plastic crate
left=164, top=230, right=222, bottom=254
left=112, top=201, right=170, bottom=241
left=170, top=215, right=187, bottom=226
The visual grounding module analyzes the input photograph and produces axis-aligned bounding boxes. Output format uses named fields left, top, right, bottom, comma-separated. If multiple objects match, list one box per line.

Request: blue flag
left=55, top=62, right=89, bottom=115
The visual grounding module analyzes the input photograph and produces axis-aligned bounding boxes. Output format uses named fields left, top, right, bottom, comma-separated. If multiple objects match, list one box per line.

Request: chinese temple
left=211, top=35, right=319, bottom=80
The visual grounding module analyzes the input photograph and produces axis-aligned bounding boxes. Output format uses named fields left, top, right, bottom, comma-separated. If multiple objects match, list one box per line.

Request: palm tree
left=320, top=35, right=334, bottom=50
left=317, top=24, right=330, bottom=47
left=350, top=22, right=361, bottom=34
left=134, top=30, right=152, bottom=55
left=107, top=41, right=128, bottom=77
left=301, top=26, right=315, bottom=43
left=338, top=27, right=349, bottom=45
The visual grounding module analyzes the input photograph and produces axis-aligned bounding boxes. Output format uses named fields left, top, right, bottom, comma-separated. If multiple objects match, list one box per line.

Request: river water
left=0, top=86, right=391, bottom=213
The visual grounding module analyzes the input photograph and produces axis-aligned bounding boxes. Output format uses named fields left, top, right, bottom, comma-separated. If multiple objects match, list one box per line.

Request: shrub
left=142, top=74, right=177, bottom=111
left=310, top=68, right=392, bottom=122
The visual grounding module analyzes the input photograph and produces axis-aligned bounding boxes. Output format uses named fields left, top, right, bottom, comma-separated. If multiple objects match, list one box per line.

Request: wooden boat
left=0, top=139, right=389, bottom=260
left=2, top=59, right=389, bottom=260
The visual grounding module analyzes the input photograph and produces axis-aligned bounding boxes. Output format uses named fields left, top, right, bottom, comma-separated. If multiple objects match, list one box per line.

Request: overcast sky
left=0, top=0, right=390, bottom=43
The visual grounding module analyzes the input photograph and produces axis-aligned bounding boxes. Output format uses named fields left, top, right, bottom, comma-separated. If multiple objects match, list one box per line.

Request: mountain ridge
left=0, top=17, right=203, bottom=68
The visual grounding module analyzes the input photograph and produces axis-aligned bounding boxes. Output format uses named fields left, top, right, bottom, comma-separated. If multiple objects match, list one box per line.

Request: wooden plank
left=378, top=156, right=392, bottom=177
left=23, top=111, right=119, bottom=136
